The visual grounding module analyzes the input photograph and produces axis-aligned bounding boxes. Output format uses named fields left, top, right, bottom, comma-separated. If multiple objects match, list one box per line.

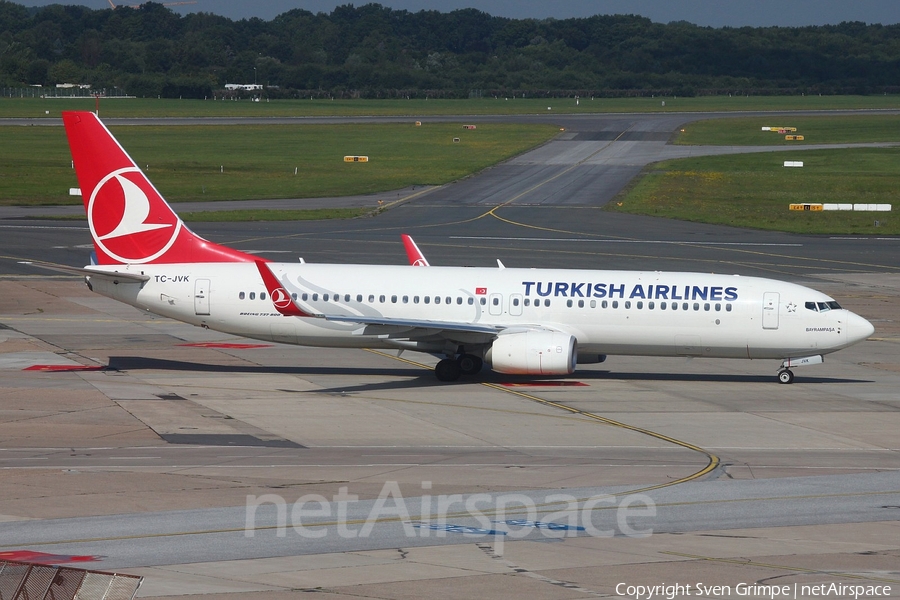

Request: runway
left=1, top=110, right=899, bottom=598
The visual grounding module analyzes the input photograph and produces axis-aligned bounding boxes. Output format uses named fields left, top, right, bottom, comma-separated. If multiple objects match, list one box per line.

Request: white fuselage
left=86, top=262, right=872, bottom=363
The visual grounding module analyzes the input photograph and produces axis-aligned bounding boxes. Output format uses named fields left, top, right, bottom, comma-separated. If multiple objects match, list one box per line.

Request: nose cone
left=846, top=311, right=875, bottom=345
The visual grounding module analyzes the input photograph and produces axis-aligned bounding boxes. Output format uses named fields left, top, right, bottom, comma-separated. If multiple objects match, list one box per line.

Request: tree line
left=2, top=0, right=900, bottom=99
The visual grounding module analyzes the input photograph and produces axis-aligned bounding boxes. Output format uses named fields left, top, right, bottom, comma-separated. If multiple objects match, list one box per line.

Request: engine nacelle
left=486, top=331, right=577, bottom=375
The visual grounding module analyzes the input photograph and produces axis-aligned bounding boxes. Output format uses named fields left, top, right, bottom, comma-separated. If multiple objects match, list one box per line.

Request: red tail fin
left=62, top=111, right=255, bottom=265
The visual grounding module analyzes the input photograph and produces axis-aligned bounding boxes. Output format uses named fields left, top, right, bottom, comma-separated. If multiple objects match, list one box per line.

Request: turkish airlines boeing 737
left=53, top=111, right=874, bottom=383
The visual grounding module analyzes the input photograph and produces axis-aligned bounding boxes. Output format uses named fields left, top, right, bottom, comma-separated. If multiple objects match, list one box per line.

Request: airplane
left=49, top=111, right=874, bottom=384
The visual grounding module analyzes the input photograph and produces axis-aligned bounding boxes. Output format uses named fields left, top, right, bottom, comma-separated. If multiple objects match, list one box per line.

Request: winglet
left=401, top=234, right=430, bottom=266
left=254, top=260, right=311, bottom=317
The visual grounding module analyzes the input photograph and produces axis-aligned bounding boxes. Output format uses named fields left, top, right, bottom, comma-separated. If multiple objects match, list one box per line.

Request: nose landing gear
left=777, top=369, right=794, bottom=384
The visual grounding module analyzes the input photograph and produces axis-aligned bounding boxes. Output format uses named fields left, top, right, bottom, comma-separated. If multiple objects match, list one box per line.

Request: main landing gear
left=435, top=353, right=483, bottom=382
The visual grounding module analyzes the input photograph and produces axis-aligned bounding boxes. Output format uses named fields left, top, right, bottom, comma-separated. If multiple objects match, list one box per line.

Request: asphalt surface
left=1, top=110, right=898, bottom=590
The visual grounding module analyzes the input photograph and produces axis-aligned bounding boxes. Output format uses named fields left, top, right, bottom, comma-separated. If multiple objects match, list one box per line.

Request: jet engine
left=485, top=330, right=577, bottom=375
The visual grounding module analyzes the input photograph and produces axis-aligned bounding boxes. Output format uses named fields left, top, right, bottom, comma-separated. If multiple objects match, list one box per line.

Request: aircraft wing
left=256, top=260, right=513, bottom=339
left=323, top=314, right=501, bottom=335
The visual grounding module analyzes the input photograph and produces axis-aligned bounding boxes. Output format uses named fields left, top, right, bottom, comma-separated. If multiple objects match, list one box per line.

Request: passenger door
left=762, top=292, right=779, bottom=330
left=194, top=278, right=210, bottom=316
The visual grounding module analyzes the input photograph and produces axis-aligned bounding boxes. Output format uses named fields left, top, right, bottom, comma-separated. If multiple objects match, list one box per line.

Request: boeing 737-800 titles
left=47, top=111, right=874, bottom=383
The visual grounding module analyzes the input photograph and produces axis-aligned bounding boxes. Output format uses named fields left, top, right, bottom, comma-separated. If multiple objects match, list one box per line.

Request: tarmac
left=1, top=109, right=899, bottom=598
left=1, top=274, right=898, bottom=598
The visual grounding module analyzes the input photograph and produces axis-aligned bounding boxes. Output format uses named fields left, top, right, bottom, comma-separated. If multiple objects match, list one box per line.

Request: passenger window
left=323, top=294, right=329, bottom=302
left=403, top=296, right=409, bottom=303
left=480, top=298, right=487, bottom=306
left=567, top=299, right=573, bottom=308
left=457, top=297, right=463, bottom=305
left=355, top=294, right=362, bottom=302
left=636, top=301, right=643, bottom=309
left=660, top=302, right=666, bottom=310
left=544, top=299, right=551, bottom=307
left=250, top=292, right=256, bottom=300
left=424, top=296, right=430, bottom=304
left=671, top=302, right=677, bottom=311
left=292, top=293, right=297, bottom=300
left=446, top=297, right=452, bottom=304
left=492, top=297, right=499, bottom=306
left=261, top=292, right=267, bottom=300
left=683, top=303, right=689, bottom=311
left=524, top=298, right=530, bottom=307
left=693, top=303, right=699, bottom=311
left=368, top=294, right=375, bottom=303
left=578, top=299, right=584, bottom=308
left=704, top=303, right=710, bottom=311
left=625, top=301, right=631, bottom=309
left=715, top=303, right=721, bottom=311
left=302, top=293, right=309, bottom=301
left=468, top=298, right=474, bottom=305
left=513, top=298, right=520, bottom=306
left=239, top=291, right=245, bottom=299
left=435, top=296, right=441, bottom=304
left=413, top=296, right=420, bottom=304
left=590, top=300, right=596, bottom=308
left=344, top=294, right=350, bottom=302
left=612, top=300, right=618, bottom=309
left=726, top=304, right=732, bottom=312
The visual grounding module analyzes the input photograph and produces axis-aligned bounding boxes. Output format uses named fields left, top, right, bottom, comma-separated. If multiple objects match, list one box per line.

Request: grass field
left=4, top=98, right=898, bottom=232
left=609, top=148, right=899, bottom=235
left=2, top=94, right=900, bottom=118
left=677, top=115, right=900, bottom=145
left=0, top=122, right=558, bottom=206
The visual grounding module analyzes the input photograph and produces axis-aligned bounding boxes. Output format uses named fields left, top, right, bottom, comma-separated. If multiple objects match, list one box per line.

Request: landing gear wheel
left=777, top=369, right=794, bottom=384
left=435, top=358, right=462, bottom=382
left=457, top=354, right=483, bottom=375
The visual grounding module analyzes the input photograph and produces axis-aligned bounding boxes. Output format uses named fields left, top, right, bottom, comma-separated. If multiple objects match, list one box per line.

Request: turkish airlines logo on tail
left=88, top=167, right=182, bottom=263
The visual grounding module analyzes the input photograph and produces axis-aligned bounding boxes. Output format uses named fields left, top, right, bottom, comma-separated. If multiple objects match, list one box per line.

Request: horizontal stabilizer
left=19, top=260, right=150, bottom=282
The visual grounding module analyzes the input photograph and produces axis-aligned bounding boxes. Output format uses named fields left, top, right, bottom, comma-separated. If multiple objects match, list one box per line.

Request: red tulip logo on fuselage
left=88, top=168, right=181, bottom=263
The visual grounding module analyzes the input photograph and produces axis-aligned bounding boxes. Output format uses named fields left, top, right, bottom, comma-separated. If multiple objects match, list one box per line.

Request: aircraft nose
left=846, top=312, right=875, bottom=344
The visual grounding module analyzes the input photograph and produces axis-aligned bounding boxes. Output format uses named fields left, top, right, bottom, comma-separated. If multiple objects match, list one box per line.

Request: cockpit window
left=806, top=300, right=843, bottom=313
